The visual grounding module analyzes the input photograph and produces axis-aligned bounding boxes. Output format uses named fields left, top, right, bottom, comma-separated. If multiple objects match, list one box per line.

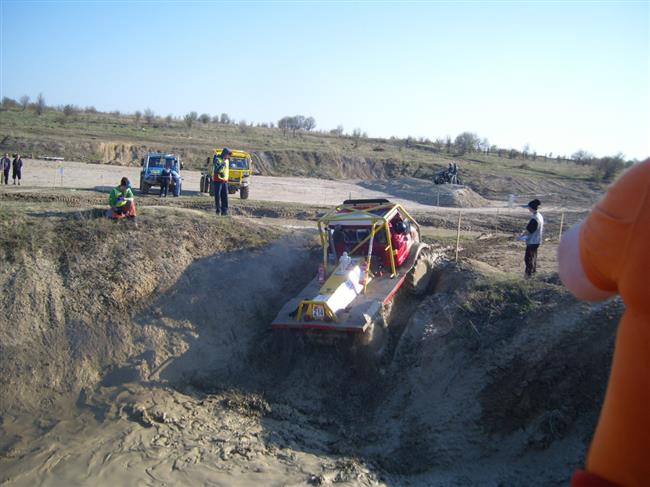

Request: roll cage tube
left=318, top=201, right=419, bottom=279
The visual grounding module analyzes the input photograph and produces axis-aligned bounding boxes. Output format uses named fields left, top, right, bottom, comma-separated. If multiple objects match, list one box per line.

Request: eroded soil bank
left=0, top=198, right=619, bottom=486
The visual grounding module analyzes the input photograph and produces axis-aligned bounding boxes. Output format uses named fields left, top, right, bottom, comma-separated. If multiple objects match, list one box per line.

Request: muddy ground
left=0, top=164, right=618, bottom=486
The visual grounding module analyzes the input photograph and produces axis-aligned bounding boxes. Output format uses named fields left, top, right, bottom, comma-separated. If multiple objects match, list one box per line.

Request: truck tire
left=240, top=186, right=249, bottom=199
left=142, top=182, right=150, bottom=195
left=199, top=175, right=206, bottom=193
left=406, top=246, right=437, bottom=296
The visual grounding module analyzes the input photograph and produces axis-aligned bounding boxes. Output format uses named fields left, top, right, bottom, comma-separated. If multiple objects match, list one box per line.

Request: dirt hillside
left=0, top=193, right=620, bottom=486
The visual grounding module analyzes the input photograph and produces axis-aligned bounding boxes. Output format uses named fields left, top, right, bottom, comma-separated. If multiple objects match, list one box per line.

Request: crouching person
left=108, top=177, right=137, bottom=221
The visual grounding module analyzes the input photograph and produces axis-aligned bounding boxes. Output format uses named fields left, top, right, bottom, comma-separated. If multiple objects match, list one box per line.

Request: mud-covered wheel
left=406, top=246, right=437, bottom=296
left=355, top=317, right=387, bottom=359
left=199, top=175, right=206, bottom=193
left=240, top=186, right=249, bottom=199
left=142, top=182, right=151, bottom=195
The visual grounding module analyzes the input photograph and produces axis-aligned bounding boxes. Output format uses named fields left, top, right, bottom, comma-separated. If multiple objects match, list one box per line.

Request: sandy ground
left=11, top=158, right=539, bottom=214
left=0, top=162, right=611, bottom=486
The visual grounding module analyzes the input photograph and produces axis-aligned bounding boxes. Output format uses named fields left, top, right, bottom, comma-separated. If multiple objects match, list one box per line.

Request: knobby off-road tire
left=142, top=182, right=151, bottom=195
left=406, top=246, right=438, bottom=296
left=240, top=186, right=249, bottom=199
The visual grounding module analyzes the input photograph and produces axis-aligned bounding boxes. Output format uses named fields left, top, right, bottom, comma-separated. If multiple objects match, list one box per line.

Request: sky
left=1, top=0, right=648, bottom=159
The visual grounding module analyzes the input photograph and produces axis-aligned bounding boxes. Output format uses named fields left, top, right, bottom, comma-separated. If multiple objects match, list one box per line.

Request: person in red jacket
left=559, top=159, right=650, bottom=487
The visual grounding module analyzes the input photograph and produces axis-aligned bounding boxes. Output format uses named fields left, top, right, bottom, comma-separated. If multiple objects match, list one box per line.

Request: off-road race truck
left=271, top=199, right=441, bottom=350
left=139, top=152, right=182, bottom=195
left=200, top=148, right=252, bottom=199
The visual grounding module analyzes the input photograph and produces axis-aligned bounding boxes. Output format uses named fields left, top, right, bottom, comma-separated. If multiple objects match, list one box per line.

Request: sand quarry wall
left=0, top=207, right=622, bottom=485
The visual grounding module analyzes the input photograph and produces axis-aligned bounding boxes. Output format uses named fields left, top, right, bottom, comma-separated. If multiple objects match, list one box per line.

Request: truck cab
left=139, top=152, right=182, bottom=195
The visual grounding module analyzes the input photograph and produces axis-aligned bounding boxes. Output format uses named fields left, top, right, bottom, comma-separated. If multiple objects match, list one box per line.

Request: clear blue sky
left=1, top=0, right=648, bottom=159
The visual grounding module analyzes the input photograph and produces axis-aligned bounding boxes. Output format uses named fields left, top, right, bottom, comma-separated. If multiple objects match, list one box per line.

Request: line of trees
left=0, top=94, right=639, bottom=180
left=277, top=115, right=316, bottom=135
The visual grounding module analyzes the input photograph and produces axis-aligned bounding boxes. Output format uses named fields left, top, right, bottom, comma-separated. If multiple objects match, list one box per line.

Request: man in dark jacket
left=1, top=153, right=10, bottom=185
left=12, top=154, right=23, bottom=185
left=160, top=167, right=171, bottom=197
left=518, top=199, right=544, bottom=277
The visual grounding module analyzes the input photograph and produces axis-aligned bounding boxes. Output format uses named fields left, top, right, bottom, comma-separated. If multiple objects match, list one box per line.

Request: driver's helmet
left=395, top=221, right=407, bottom=234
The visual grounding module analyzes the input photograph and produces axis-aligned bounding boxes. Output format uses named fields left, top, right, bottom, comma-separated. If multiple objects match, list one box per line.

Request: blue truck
left=139, top=152, right=182, bottom=195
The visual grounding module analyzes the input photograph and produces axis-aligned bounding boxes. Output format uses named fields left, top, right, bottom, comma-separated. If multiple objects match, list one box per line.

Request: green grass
left=0, top=108, right=594, bottom=183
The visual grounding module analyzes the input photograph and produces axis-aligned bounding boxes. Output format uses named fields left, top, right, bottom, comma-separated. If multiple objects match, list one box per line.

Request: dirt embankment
left=2, top=131, right=605, bottom=210
left=0, top=197, right=620, bottom=486
left=0, top=206, right=288, bottom=414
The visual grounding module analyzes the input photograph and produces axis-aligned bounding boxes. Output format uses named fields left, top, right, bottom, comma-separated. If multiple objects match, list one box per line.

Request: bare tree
left=184, top=111, right=198, bottom=128
left=199, top=113, right=210, bottom=124
left=144, top=108, right=155, bottom=125
left=19, top=95, right=30, bottom=110
left=278, top=116, right=290, bottom=135
left=1, top=97, right=18, bottom=110
left=331, top=125, right=344, bottom=136
left=352, top=128, right=362, bottom=147
left=220, top=113, right=230, bottom=124
left=165, top=114, right=173, bottom=126
left=304, top=116, right=316, bottom=131
left=134, top=110, right=142, bottom=124
left=592, top=154, right=625, bottom=182
left=211, top=114, right=221, bottom=123
left=35, top=93, right=46, bottom=115
left=454, top=132, right=480, bottom=154
left=85, top=106, right=97, bottom=114
left=63, top=104, right=77, bottom=117
left=571, top=149, right=594, bottom=164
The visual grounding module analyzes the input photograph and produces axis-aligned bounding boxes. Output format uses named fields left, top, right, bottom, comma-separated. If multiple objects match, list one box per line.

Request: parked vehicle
left=139, top=153, right=182, bottom=195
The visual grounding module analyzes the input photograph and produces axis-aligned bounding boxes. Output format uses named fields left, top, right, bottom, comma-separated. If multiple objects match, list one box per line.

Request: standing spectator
left=559, top=159, right=650, bottom=487
left=518, top=199, right=543, bottom=277
left=1, top=153, right=10, bottom=185
left=170, top=161, right=181, bottom=197
left=212, top=147, right=231, bottom=215
left=160, top=166, right=171, bottom=197
left=12, top=154, right=23, bottom=185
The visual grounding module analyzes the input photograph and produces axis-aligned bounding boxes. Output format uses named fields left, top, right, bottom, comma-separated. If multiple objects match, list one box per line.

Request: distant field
left=0, top=107, right=605, bottom=208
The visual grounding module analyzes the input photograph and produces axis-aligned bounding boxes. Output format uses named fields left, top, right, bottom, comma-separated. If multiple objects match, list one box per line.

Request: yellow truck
left=200, top=148, right=252, bottom=199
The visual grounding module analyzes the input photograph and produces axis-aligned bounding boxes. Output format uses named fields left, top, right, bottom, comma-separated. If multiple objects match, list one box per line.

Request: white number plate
left=312, top=305, right=325, bottom=320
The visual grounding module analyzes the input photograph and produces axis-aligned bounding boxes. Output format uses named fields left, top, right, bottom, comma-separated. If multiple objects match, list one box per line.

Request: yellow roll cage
left=317, top=200, right=421, bottom=283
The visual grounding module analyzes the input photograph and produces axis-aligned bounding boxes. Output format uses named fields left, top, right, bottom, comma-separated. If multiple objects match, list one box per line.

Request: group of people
left=107, top=147, right=232, bottom=223
left=1, top=153, right=23, bottom=185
